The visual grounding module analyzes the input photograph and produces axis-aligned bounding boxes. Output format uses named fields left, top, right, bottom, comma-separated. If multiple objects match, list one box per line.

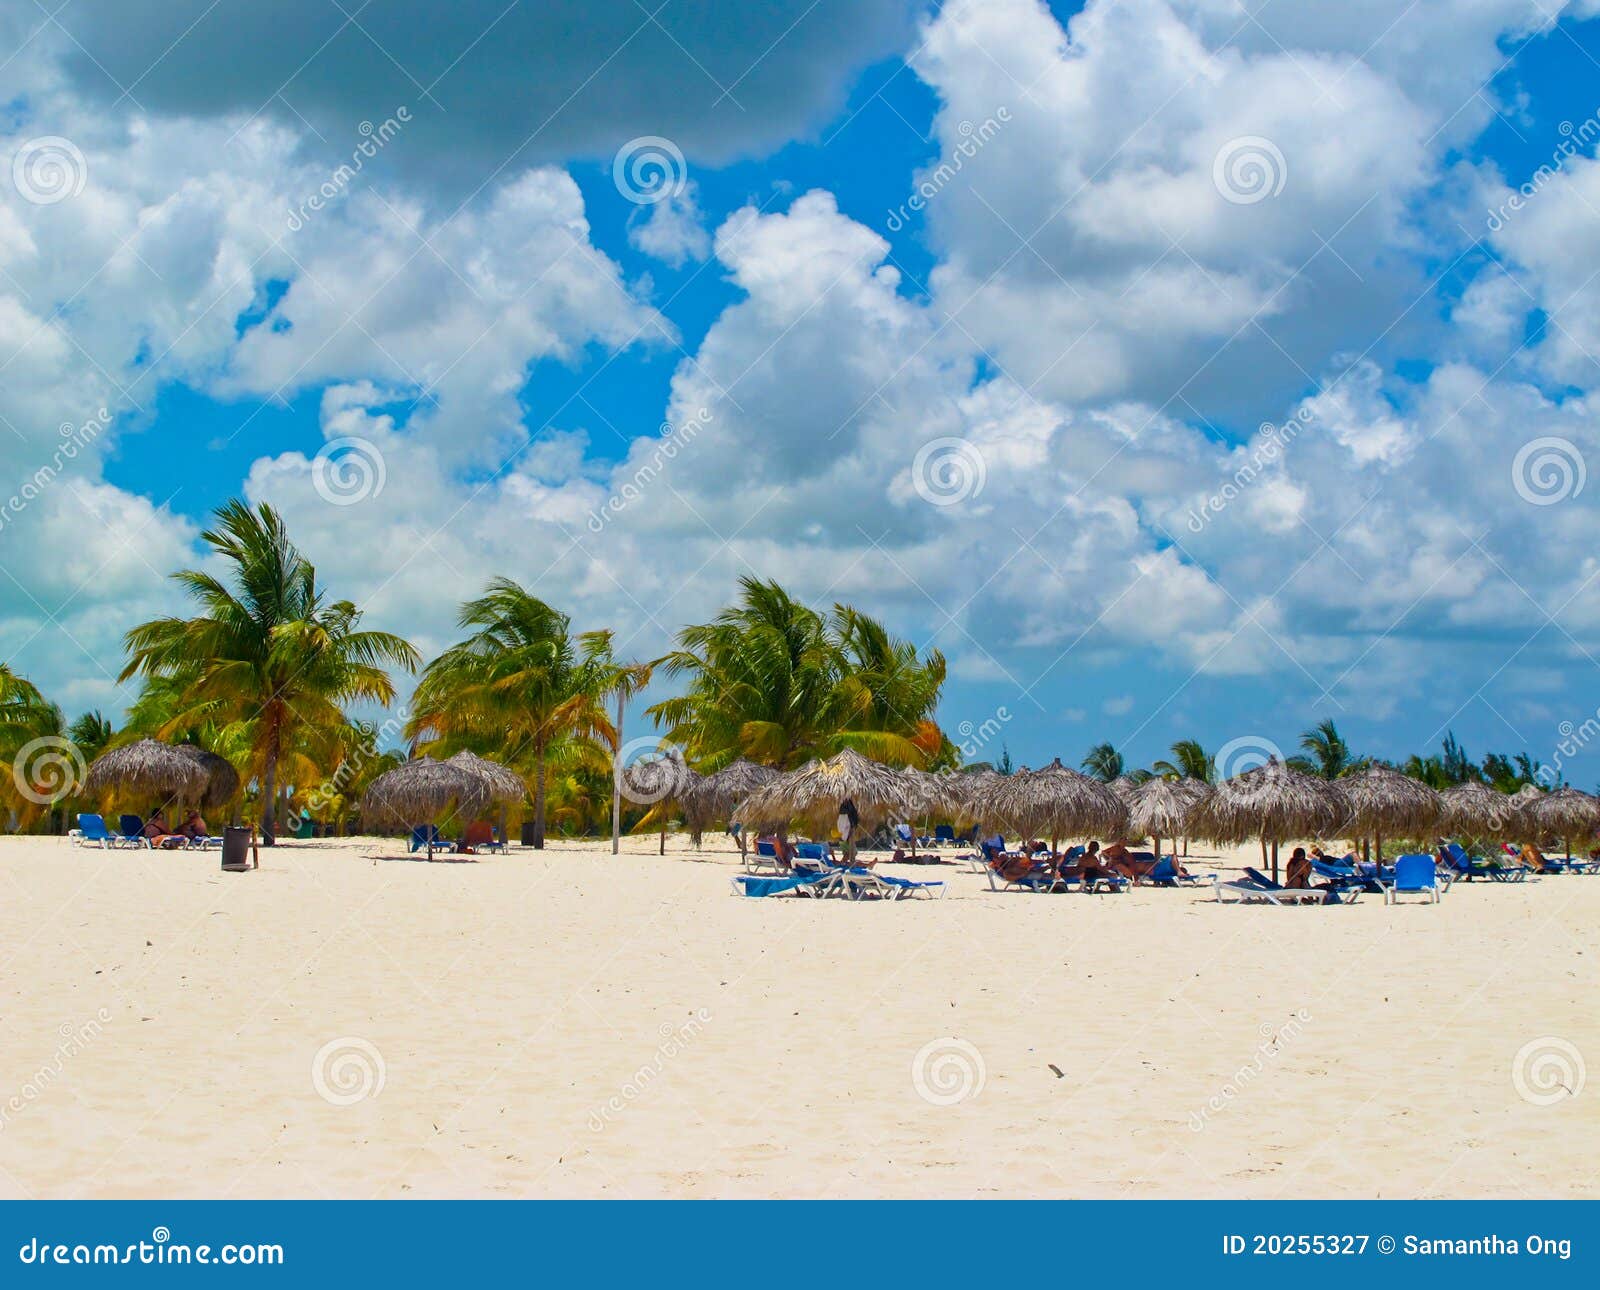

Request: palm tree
left=0, top=665, right=64, bottom=826
left=1289, top=719, right=1357, bottom=779
left=648, top=578, right=946, bottom=770
left=1152, top=739, right=1213, bottom=782
left=1081, top=742, right=1124, bottom=782
left=121, top=499, right=419, bottom=841
left=406, top=578, right=628, bottom=848
left=67, top=711, right=115, bottom=763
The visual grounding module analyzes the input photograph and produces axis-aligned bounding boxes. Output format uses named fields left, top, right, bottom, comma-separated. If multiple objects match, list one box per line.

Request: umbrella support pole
left=1270, top=839, right=1279, bottom=884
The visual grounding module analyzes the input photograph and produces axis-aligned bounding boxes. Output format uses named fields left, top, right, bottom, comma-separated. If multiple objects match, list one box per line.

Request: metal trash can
left=221, top=825, right=254, bottom=872
left=519, top=821, right=537, bottom=847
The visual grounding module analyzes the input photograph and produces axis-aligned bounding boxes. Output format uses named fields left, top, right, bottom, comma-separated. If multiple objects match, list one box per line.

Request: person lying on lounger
left=142, top=811, right=187, bottom=848
left=1515, top=842, right=1559, bottom=873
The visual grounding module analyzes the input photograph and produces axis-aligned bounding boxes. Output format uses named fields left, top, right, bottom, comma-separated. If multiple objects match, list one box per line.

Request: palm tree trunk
left=260, top=743, right=280, bottom=845
left=532, top=749, right=547, bottom=850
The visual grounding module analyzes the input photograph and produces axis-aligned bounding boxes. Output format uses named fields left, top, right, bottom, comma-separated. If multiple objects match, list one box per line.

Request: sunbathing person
left=181, top=811, right=210, bottom=840
left=1515, top=842, right=1558, bottom=873
left=142, top=811, right=186, bottom=849
left=1284, top=846, right=1312, bottom=888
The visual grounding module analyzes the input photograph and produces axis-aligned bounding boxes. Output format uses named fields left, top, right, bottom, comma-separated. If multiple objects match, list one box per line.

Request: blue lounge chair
left=74, top=813, right=121, bottom=849
left=1384, top=853, right=1441, bottom=904
left=408, top=825, right=451, bottom=855
left=1245, top=866, right=1339, bottom=903
left=1144, top=855, right=1213, bottom=887
left=731, top=870, right=831, bottom=898
left=117, top=814, right=152, bottom=849
left=1215, top=868, right=1327, bottom=905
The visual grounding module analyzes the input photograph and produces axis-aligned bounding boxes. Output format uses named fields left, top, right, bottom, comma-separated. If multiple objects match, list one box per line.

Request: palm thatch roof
left=984, top=758, right=1128, bottom=839
left=1336, top=764, right=1442, bottom=838
left=897, top=766, right=966, bottom=817
left=733, top=748, right=912, bottom=833
left=1439, top=781, right=1522, bottom=839
left=1172, top=776, right=1213, bottom=807
left=1522, top=786, right=1600, bottom=842
left=444, top=750, right=525, bottom=805
left=1127, top=776, right=1197, bottom=841
left=362, top=757, right=489, bottom=828
left=1107, top=775, right=1140, bottom=804
left=84, top=739, right=208, bottom=803
left=619, top=747, right=700, bottom=810
left=1186, top=760, right=1346, bottom=844
left=685, top=759, right=778, bottom=824
left=172, top=745, right=240, bottom=810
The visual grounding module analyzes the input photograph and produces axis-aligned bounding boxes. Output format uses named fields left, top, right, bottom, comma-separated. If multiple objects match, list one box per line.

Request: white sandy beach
left=0, top=833, right=1593, bottom=1199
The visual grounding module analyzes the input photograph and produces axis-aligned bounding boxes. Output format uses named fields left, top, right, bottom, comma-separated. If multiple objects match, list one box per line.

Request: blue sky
left=3, top=0, right=1600, bottom=785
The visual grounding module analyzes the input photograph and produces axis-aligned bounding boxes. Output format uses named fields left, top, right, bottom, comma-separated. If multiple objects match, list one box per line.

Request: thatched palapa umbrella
left=173, top=745, right=241, bottom=813
left=686, top=759, right=779, bottom=857
left=1108, top=775, right=1140, bottom=805
left=1522, top=786, right=1600, bottom=859
left=1187, top=760, right=1345, bottom=881
left=1439, top=781, right=1522, bottom=844
left=1336, top=764, right=1442, bottom=864
left=1127, top=776, right=1197, bottom=865
left=894, top=766, right=963, bottom=856
left=983, top=758, right=1127, bottom=850
left=362, top=756, right=494, bottom=859
left=619, top=748, right=702, bottom=854
left=733, top=748, right=912, bottom=864
left=84, top=739, right=209, bottom=819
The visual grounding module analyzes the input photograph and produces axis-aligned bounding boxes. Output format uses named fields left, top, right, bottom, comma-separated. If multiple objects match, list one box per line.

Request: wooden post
left=611, top=690, right=624, bottom=856
left=1270, top=839, right=1279, bottom=884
